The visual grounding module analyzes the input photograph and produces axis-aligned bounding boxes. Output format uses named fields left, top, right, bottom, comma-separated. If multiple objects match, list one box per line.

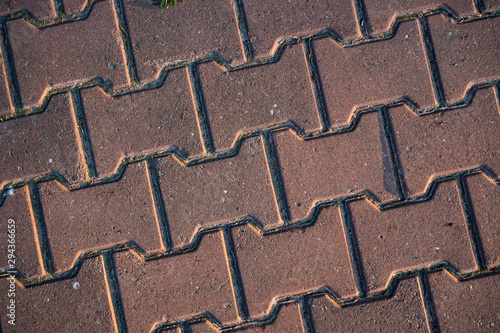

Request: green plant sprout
left=160, top=0, right=184, bottom=8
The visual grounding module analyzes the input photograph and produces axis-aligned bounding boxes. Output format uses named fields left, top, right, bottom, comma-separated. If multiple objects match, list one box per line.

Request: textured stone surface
left=39, top=161, right=161, bottom=272
left=314, top=20, right=435, bottom=126
left=428, top=15, right=500, bottom=103
left=0, top=186, right=41, bottom=278
left=123, top=0, right=243, bottom=81
left=389, top=87, right=500, bottom=196
left=0, top=0, right=54, bottom=19
left=0, top=60, right=10, bottom=114
left=428, top=271, right=500, bottom=332
left=363, top=0, right=475, bottom=34
left=114, top=231, right=237, bottom=333
left=0, top=257, right=114, bottom=332
left=273, top=111, right=397, bottom=222
left=81, top=67, right=202, bottom=176
left=349, top=180, right=476, bottom=292
left=198, top=44, right=320, bottom=151
left=464, top=174, right=500, bottom=268
left=309, top=278, right=428, bottom=331
left=233, top=205, right=356, bottom=317
left=7, top=0, right=126, bottom=107
left=243, top=0, right=359, bottom=58
left=0, top=93, right=84, bottom=186
left=157, top=137, right=278, bottom=247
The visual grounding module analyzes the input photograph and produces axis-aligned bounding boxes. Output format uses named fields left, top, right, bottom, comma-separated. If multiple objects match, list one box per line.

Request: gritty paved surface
left=0, top=0, right=499, bottom=332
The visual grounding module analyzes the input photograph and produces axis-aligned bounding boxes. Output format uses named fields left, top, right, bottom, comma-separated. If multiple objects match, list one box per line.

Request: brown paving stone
left=464, top=174, right=500, bottom=268
left=157, top=137, right=278, bottom=248
left=389, top=87, right=500, bottom=197
left=189, top=303, right=303, bottom=332
left=0, top=93, right=84, bottom=186
left=309, top=278, right=428, bottom=332
left=81, top=67, right=202, bottom=176
left=428, top=271, right=500, bottom=331
left=0, top=186, right=41, bottom=278
left=62, top=0, right=87, bottom=14
left=273, top=111, right=396, bottom=222
left=39, top=161, right=161, bottom=272
left=198, top=44, right=320, bottom=151
left=242, top=0, right=359, bottom=58
left=7, top=0, right=126, bottom=107
left=363, top=0, right=475, bottom=34
left=428, top=15, right=500, bottom=103
left=350, top=180, right=476, bottom=292
left=233, top=205, right=356, bottom=318
left=0, top=0, right=54, bottom=19
left=115, top=231, right=237, bottom=332
left=483, top=0, right=500, bottom=12
left=0, top=59, right=10, bottom=114
left=123, top=0, right=243, bottom=82
left=0, top=257, right=114, bottom=332
left=313, top=20, right=435, bottom=126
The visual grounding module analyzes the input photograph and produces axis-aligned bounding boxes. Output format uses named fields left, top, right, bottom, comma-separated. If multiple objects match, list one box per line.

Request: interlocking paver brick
left=0, top=186, right=41, bottom=278
left=62, top=0, right=87, bottom=15
left=428, top=271, right=500, bottom=331
left=114, top=231, right=237, bottom=332
left=242, top=0, right=359, bottom=58
left=483, top=0, right=500, bottom=12
left=198, top=44, right=320, bottom=151
left=0, top=61, right=10, bottom=114
left=81, top=67, right=202, bottom=176
left=273, top=111, right=396, bottom=222
left=363, top=0, right=475, bottom=34
left=0, top=257, right=114, bottom=331
left=427, top=15, right=500, bottom=103
left=7, top=0, right=126, bottom=107
left=233, top=205, right=356, bottom=318
left=123, top=0, right=243, bottom=82
left=309, top=277, right=428, bottom=331
left=0, top=93, right=84, bottom=186
left=157, top=137, right=277, bottom=248
left=389, top=87, right=499, bottom=196
left=349, top=180, right=476, bottom=292
left=313, top=20, right=436, bottom=126
left=0, top=0, right=53, bottom=19
left=38, top=161, right=161, bottom=272
left=189, top=303, right=303, bottom=332
left=463, top=174, right=500, bottom=268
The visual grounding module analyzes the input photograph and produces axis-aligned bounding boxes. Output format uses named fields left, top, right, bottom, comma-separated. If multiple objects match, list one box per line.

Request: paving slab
left=0, top=0, right=499, bottom=332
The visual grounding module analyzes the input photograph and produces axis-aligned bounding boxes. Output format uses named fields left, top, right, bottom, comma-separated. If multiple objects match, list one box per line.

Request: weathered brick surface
left=309, top=278, right=428, bottom=331
left=273, top=111, right=397, bottom=222
left=0, top=93, right=84, bottom=186
left=233, top=205, right=356, bottom=317
left=0, top=186, right=41, bottom=278
left=242, top=0, right=359, bottom=58
left=38, top=161, right=161, bottom=272
left=0, top=0, right=54, bottom=19
left=0, top=257, right=114, bottom=331
left=363, top=0, right=475, bottom=34
left=123, top=0, right=243, bottom=82
left=313, top=20, right=436, bottom=126
left=428, top=271, right=500, bottom=332
left=198, top=44, right=320, bottom=151
left=483, top=0, right=500, bottom=12
left=349, top=180, right=476, bottom=292
left=7, top=0, right=126, bottom=107
left=389, top=87, right=500, bottom=196
left=81, top=67, right=202, bottom=176
left=114, top=231, right=237, bottom=333
left=0, top=60, right=10, bottom=114
left=157, top=137, right=278, bottom=247
left=428, top=15, right=500, bottom=103
left=62, top=0, right=87, bottom=15
left=464, top=174, right=500, bottom=268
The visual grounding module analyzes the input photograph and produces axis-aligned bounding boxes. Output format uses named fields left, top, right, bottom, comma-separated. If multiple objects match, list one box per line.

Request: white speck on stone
left=48, top=158, right=53, bottom=164
left=6, top=187, right=14, bottom=196
left=224, top=190, right=228, bottom=194
left=73, top=282, right=80, bottom=290
left=447, top=32, right=452, bottom=37
left=221, top=198, right=226, bottom=203
left=45, top=297, right=50, bottom=302
left=270, top=109, right=274, bottom=115
left=470, top=285, right=473, bottom=290
left=435, top=247, right=440, bottom=251
left=405, top=34, right=408, bottom=39
left=273, top=104, right=277, bottom=108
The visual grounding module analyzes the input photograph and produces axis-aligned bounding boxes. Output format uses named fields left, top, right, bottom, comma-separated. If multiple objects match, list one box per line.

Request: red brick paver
left=0, top=0, right=499, bottom=332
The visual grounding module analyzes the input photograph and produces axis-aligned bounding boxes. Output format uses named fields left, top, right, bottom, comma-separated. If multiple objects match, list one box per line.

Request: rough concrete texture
left=0, top=0, right=498, bottom=332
